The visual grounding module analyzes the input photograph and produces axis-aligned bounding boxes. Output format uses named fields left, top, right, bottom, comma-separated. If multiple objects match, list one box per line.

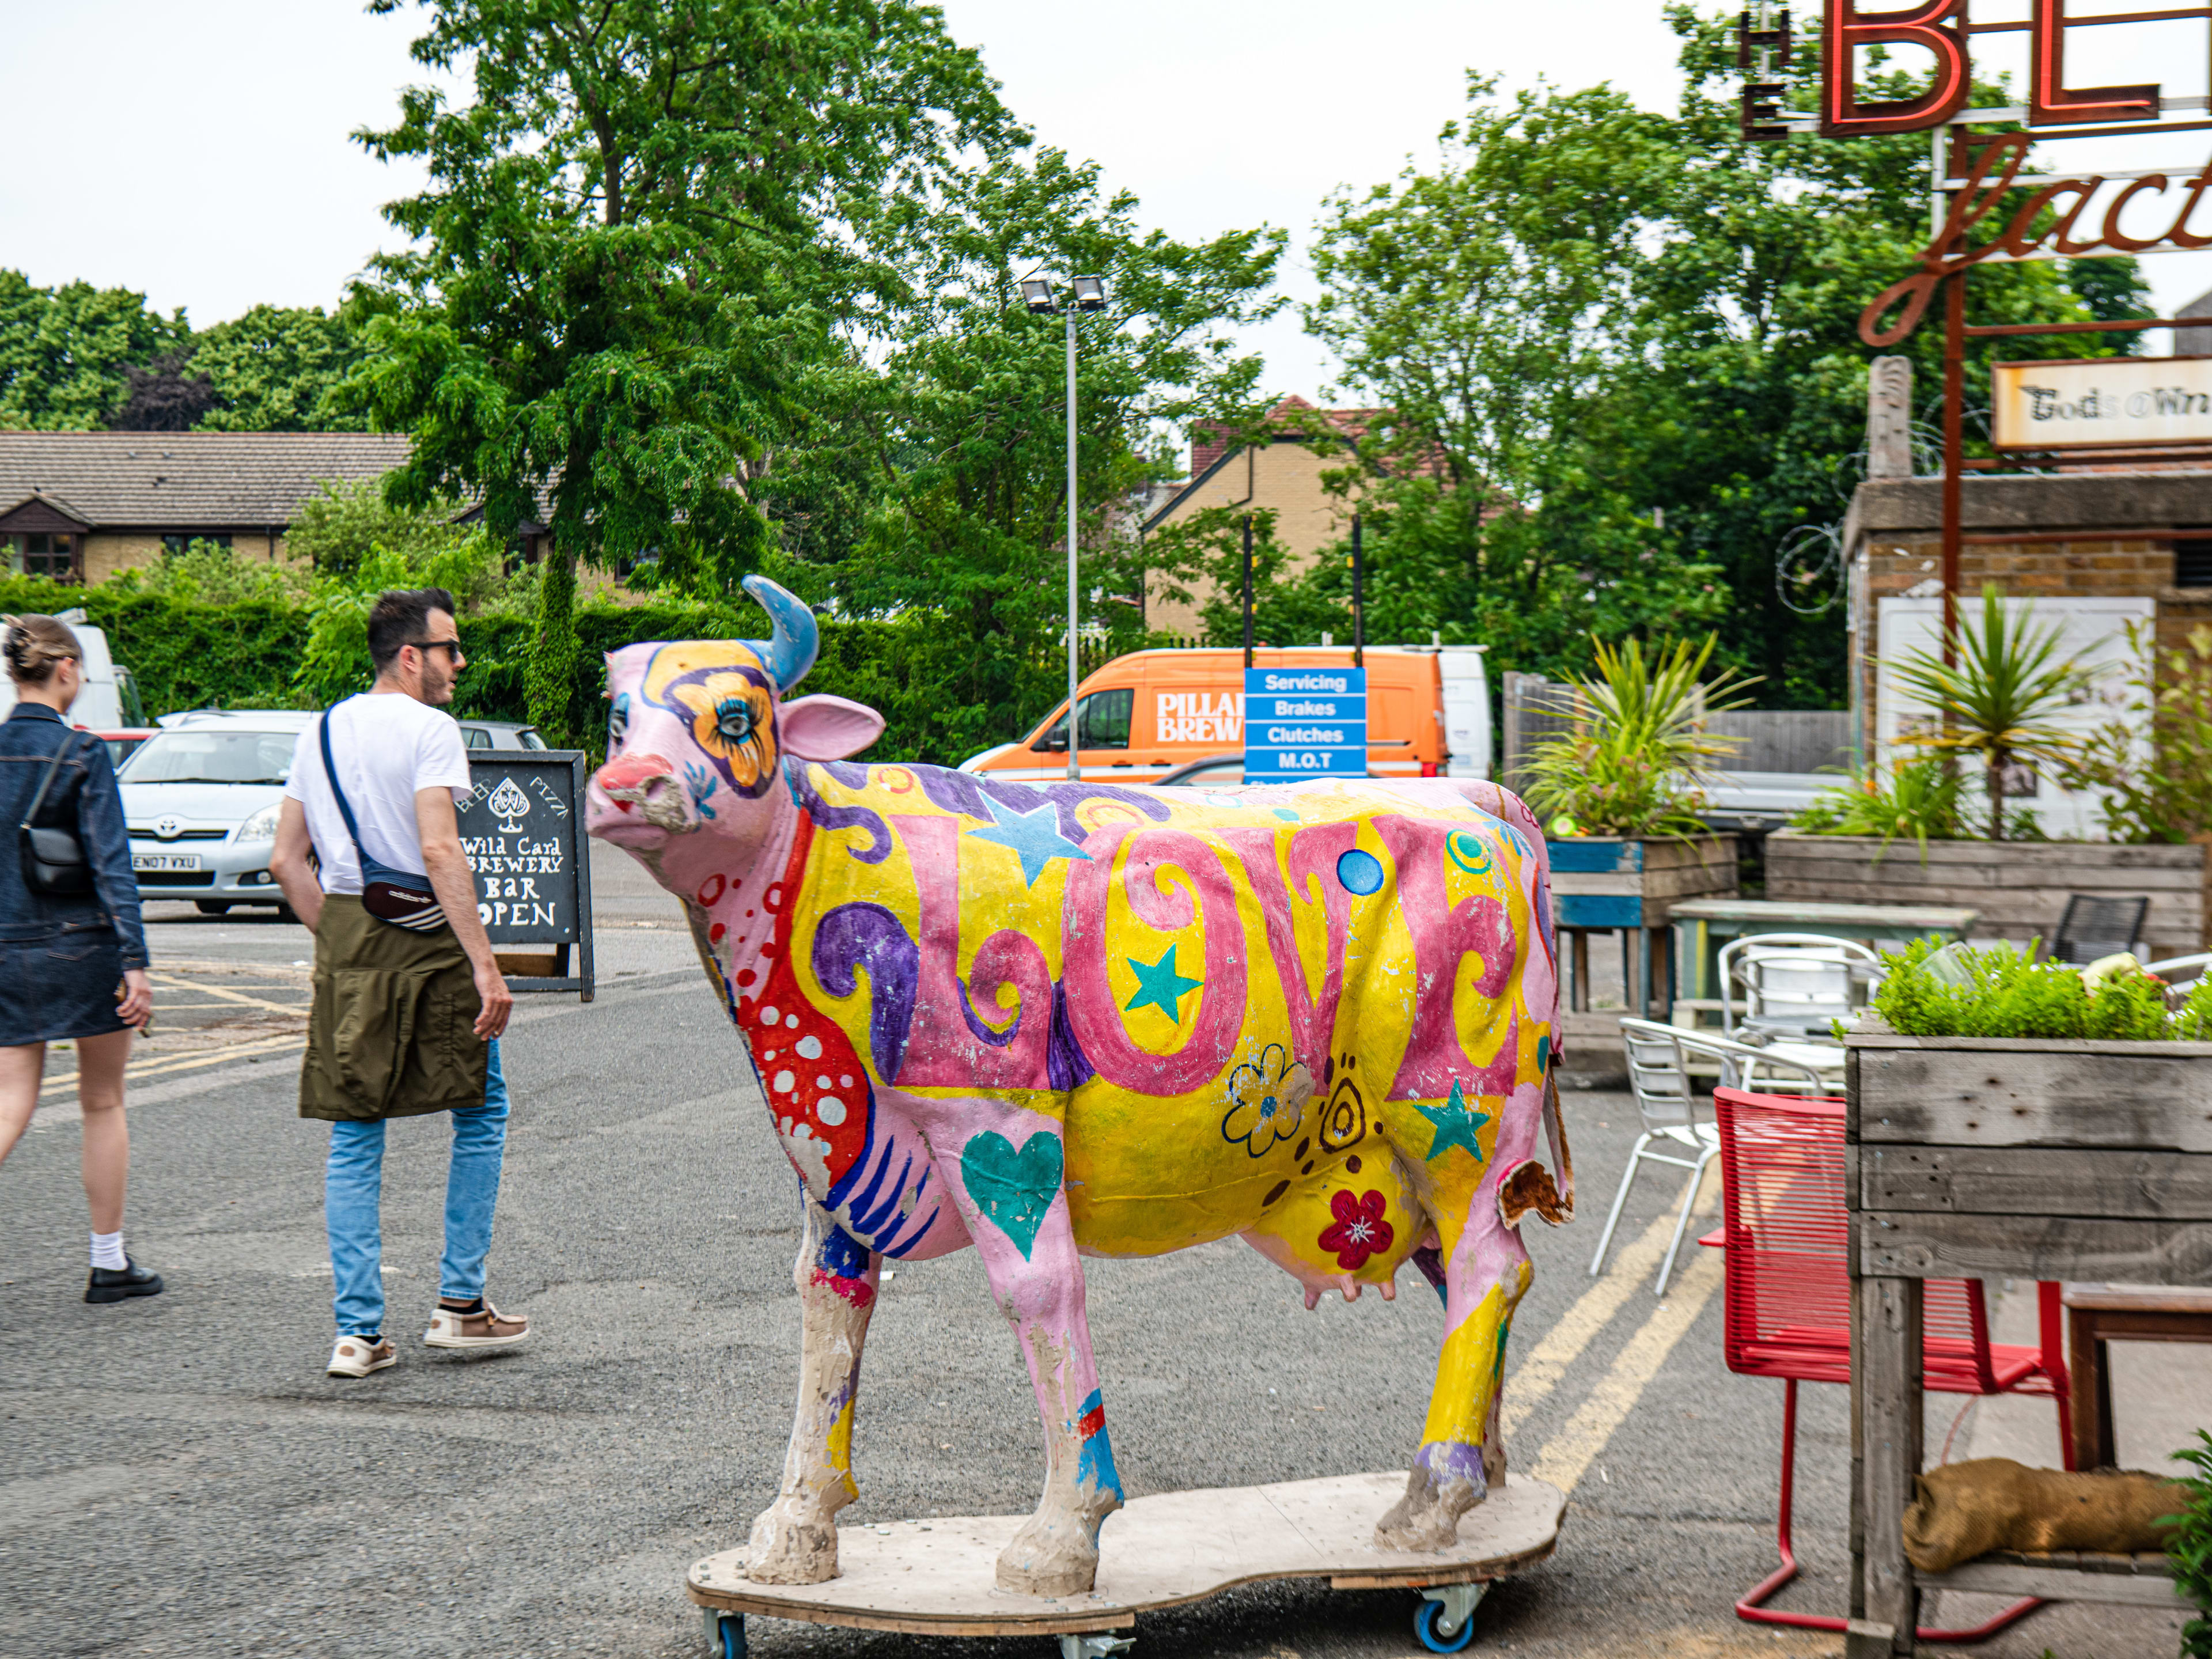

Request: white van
left=0, top=615, right=146, bottom=731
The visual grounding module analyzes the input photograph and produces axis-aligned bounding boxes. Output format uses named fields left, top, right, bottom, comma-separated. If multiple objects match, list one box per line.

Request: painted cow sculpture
left=584, top=576, right=1573, bottom=1598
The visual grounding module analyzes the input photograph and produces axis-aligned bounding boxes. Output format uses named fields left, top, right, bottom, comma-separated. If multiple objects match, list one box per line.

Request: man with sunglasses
left=271, top=588, right=527, bottom=1380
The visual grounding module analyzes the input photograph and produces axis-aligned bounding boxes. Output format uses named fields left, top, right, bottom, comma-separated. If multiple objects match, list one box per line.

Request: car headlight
left=236, top=804, right=283, bottom=843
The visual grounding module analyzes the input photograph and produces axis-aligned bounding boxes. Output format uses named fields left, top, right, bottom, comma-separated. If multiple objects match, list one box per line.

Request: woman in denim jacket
left=0, top=614, right=160, bottom=1302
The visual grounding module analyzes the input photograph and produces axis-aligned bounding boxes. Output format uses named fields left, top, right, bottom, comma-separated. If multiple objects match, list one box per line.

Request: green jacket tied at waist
left=299, top=895, right=489, bottom=1122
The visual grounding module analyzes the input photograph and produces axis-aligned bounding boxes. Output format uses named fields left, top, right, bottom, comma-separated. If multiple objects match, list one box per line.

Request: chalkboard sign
left=460, top=751, right=595, bottom=999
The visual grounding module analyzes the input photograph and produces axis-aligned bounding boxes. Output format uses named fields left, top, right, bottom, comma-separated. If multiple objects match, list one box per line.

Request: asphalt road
left=0, top=857, right=2194, bottom=1659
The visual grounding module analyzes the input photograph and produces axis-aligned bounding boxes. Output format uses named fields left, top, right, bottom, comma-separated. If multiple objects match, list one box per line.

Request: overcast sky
left=5, top=1, right=2212, bottom=419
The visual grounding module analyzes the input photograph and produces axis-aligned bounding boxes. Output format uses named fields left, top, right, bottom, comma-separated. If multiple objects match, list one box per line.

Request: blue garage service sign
left=1243, top=667, right=1368, bottom=783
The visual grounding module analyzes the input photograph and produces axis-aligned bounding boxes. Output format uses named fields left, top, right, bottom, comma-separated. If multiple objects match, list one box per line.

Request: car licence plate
left=131, top=854, right=203, bottom=873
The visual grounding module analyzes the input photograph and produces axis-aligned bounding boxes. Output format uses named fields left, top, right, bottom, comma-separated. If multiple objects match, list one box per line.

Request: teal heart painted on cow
left=961, top=1130, right=1065, bottom=1260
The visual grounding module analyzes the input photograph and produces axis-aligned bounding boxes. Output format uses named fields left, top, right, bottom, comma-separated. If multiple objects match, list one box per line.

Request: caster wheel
left=1414, top=1597, right=1476, bottom=1653
left=717, top=1613, right=747, bottom=1659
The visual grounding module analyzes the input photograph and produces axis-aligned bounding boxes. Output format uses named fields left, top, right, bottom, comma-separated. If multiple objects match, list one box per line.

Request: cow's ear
left=780, top=695, right=885, bottom=761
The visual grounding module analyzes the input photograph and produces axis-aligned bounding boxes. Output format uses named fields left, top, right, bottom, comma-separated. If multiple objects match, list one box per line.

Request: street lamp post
left=1021, top=273, right=1108, bottom=783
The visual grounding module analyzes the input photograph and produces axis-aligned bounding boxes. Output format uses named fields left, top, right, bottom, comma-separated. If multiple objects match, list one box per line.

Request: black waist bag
left=318, top=711, right=447, bottom=933
left=18, top=731, right=93, bottom=897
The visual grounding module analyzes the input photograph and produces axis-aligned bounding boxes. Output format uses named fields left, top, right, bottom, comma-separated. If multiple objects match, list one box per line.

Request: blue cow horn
left=740, top=574, right=819, bottom=694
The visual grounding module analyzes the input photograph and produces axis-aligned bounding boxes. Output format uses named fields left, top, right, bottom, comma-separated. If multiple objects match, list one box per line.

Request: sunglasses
left=411, top=638, right=464, bottom=662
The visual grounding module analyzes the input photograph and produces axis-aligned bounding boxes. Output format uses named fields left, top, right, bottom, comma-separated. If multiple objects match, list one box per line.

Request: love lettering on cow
left=585, top=575, right=1571, bottom=1604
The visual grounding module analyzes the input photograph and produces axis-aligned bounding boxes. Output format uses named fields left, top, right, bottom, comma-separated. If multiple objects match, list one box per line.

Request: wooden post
left=1852, top=1272, right=1923, bottom=1656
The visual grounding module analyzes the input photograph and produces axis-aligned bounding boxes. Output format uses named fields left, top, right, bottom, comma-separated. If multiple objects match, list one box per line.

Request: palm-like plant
left=1521, top=634, right=1759, bottom=838
left=1890, top=586, right=2090, bottom=842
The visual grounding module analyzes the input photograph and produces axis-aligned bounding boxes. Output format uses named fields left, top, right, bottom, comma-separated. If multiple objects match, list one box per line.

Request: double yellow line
left=37, top=969, right=308, bottom=1097
left=1512, top=1165, right=1726, bottom=1494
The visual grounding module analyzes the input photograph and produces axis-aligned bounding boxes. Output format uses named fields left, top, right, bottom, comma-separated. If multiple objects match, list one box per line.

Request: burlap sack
left=1901, top=1458, right=2188, bottom=1573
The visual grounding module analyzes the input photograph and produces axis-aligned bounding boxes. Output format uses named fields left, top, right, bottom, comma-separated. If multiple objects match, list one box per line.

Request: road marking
left=1502, top=1162, right=1719, bottom=1435
left=145, top=971, right=310, bottom=1018
left=39, top=1033, right=305, bottom=1095
left=1527, top=1248, right=1725, bottom=1495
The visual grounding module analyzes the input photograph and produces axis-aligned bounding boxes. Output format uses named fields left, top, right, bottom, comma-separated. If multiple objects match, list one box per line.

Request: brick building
left=1140, top=396, right=1380, bottom=637
left=0, top=430, right=413, bottom=583
left=1842, top=469, right=2212, bottom=834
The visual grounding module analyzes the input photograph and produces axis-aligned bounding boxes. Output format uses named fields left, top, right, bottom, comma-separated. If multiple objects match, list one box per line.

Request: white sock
left=90, top=1230, right=126, bottom=1272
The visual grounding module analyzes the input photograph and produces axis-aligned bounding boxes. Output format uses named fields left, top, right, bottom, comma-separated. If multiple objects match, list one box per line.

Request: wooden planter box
left=1548, top=833, right=1740, bottom=930
left=1768, top=832, right=2209, bottom=959
left=1549, top=835, right=1737, bottom=1073
left=1844, top=1031, right=2212, bottom=1657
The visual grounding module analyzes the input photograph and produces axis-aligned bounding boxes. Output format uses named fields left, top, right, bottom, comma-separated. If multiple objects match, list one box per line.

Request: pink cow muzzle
left=588, top=752, right=696, bottom=841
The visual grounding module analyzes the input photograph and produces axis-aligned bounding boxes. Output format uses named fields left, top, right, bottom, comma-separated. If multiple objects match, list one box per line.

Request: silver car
left=120, top=711, right=316, bottom=915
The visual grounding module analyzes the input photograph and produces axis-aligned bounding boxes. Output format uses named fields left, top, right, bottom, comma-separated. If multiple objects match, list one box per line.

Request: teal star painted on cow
left=1415, top=1078, right=1490, bottom=1164
left=1124, top=945, right=1204, bottom=1023
left=966, top=796, right=1093, bottom=885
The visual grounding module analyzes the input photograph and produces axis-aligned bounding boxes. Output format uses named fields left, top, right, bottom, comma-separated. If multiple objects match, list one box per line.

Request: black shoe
left=85, top=1256, right=164, bottom=1304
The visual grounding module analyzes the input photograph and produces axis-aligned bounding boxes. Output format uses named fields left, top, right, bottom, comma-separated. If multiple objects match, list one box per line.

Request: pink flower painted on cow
left=1317, top=1188, right=1393, bottom=1271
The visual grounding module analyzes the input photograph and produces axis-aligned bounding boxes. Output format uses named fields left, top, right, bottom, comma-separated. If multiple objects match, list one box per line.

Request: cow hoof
left=741, top=1506, right=839, bottom=1584
left=994, top=1512, right=1100, bottom=1597
left=1374, top=1467, right=1482, bottom=1552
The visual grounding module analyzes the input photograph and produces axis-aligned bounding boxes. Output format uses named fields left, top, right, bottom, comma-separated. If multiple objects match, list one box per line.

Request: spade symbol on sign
left=488, top=777, right=530, bottom=832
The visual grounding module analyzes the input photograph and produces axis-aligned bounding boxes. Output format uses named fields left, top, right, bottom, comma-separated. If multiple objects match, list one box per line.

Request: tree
left=341, top=0, right=1023, bottom=743
left=192, top=306, right=368, bottom=431
left=0, top=270, right=187, bottom=430
left=1293, top=78, right=1729, bottom=673
left=816, top=147, right=1283, bottom=739
left=284, top=478, right=480, bottom=576
left=108, top=349, right=220, bottom=431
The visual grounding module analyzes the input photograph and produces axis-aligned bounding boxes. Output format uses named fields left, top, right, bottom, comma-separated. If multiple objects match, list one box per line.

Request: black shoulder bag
left=317, top=711, right=448, bottom=933
left=18, top=730, right=94, bottom=896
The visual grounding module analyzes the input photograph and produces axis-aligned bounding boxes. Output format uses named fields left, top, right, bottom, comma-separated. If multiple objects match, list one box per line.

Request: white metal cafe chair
left=1591, top=1019, right=1833, bottom=1297
left=1719, top=933, right=1881, bottom=1043
left=2145, top=952, right=2212, bottom=990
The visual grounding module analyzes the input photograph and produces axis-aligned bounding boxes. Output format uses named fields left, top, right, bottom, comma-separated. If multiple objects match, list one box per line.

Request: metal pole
left=1350, top=513, right=1365, bottom=669
left=1066, top=306, right=1080, bottom=784
left=1241, top=513, right=1255, bottom=670
left=1942, top=266, right=1965, bottom=663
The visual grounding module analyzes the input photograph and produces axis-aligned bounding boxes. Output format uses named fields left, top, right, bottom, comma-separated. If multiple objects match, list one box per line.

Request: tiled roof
left=0, top=430, right=413, bottom=529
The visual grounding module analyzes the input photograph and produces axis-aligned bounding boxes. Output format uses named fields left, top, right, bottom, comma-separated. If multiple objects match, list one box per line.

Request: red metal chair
left=1710, top=1087, right=2073, bottom=1641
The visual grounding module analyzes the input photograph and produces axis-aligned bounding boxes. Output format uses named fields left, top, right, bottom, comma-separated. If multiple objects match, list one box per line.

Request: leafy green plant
left=2064, top=622, right=2212, bottom=846
left=2166, top=1430, right=2212, bottom=1658
left=1791, top=756, right=1963, bottom=856
left=1520, top=632, right=1758, bottom=838
left=105, top=539, right=312, bottom=607
left=1890, top=586, right=2091, bottom=843
left=1870, top=938, right=2189, bottom=1041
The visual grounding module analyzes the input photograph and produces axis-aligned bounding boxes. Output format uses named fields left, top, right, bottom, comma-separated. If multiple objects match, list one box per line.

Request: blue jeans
left=326, top=1039, right=510, bottom=1338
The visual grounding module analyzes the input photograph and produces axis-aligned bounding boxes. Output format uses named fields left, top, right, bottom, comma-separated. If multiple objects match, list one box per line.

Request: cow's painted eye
left=714, top=696, right=755, bottom=745
left=609, top=692, right=630, bottom=747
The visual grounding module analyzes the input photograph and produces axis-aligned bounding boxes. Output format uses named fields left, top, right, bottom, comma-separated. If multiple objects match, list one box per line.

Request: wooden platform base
left=687, top=1472, right=1566, bottom=1638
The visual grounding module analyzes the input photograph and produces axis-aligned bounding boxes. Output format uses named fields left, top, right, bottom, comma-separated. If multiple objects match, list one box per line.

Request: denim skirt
left=0, top=928, right=128, bottom=1046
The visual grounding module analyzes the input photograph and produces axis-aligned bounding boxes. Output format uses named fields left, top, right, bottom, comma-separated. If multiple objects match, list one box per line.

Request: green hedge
left=1, top=578, right=1043, bottom=767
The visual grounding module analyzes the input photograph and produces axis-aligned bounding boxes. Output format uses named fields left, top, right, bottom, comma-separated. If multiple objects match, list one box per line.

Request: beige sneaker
left=424, top=1301, right=530, bottom=1350
left=328, top=1335, right=395, bottom=1378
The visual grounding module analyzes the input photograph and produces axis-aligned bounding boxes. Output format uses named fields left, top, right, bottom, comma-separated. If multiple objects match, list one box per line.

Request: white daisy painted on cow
left=1221, top=1044, right=1313, bottom=1157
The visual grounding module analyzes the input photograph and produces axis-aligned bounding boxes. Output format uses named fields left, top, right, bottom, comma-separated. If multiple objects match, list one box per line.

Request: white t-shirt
left=285, top=693, right=472, bottom=895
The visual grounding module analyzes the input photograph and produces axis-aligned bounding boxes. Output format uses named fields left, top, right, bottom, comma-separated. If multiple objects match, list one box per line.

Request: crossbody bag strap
left=18, top=726, right=76, bottom=831
left=316, top=706, right=369, bottom=861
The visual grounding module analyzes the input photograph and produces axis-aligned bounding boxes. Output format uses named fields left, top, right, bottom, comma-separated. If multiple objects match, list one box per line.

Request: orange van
left=959, top=645, right=1491, bottom=785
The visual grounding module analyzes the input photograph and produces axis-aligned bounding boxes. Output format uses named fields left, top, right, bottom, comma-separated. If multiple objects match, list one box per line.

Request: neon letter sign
left=1820, top=0, right=1972, bottom=137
